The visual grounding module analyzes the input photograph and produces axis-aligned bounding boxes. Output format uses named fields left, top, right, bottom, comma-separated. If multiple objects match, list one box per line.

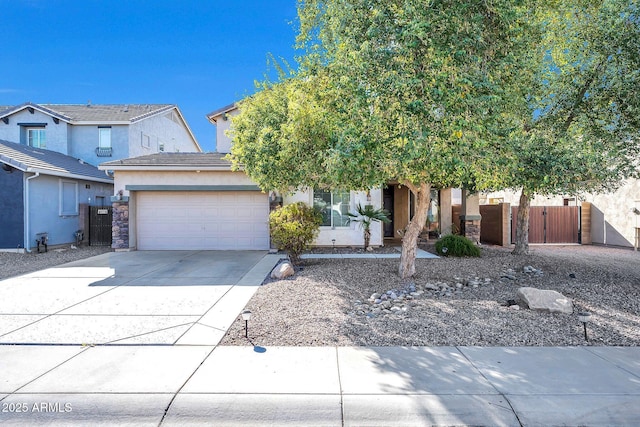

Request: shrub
left=435, top=234, right=481, bottom=257
left=269, top=202, right=322, bottom=264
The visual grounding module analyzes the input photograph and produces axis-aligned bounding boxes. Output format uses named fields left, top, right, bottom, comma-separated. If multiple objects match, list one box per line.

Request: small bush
left=269, top=202, right=322, bottom=264
left=435, top=234, right=481, bottom=257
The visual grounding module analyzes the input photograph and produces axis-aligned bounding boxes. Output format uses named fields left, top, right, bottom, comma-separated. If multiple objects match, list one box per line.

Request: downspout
left=24, top=172, right=40, bottom=253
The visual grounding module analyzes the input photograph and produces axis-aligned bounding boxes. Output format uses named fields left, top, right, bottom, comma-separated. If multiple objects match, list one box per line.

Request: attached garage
left=99, top=152, right=271, bottom=251
left=136, top=191, right=269, bottom=250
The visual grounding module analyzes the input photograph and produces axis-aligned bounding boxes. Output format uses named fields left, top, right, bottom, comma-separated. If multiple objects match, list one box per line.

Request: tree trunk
left=364, top=227, right=371, bottom=250
left=512, top=189, right=531, bottom=255
left=398, top=182, right=431, bottom=279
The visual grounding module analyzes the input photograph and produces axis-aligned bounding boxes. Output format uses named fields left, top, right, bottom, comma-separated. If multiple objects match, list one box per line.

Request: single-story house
left=0, top=140, right=113, bottom=252
left=98, top=104, right=482, bottom=252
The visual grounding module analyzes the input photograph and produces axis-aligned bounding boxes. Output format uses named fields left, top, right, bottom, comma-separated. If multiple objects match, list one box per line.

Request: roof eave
left=98, top=165, right=234, bottom=172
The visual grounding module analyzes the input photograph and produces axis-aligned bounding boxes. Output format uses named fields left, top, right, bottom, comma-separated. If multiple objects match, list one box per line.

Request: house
left=0, top=102, right=202, bottom=167
left=0, top=102, right=202, bottom=251
left=0, top=140, right=113, bottom=251
left=99, top=103, right=481, bottom=251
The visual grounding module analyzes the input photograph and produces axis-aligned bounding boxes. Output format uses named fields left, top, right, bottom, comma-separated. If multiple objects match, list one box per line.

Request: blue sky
left=1, top=0, right=299, bottom=152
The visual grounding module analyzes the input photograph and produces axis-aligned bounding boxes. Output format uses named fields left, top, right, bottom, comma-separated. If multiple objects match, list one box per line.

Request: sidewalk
left=1, top=344, right=639, bottom=426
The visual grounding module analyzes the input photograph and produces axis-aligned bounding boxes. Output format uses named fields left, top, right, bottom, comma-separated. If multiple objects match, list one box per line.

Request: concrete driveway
left=0, top=251, right=281, bottom=346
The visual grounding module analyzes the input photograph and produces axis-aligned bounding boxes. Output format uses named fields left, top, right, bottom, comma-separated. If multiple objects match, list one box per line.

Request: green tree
left=505, top=0, right=640, bottom=254
left=230, top=0, right=538, bottom=278
left=347, top=203, right=390, bottom=250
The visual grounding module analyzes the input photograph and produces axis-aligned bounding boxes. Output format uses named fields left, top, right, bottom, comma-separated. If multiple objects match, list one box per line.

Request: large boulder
left=271, top=261, right=295, bottom=279
left=517, top=287, right=573, bottom=314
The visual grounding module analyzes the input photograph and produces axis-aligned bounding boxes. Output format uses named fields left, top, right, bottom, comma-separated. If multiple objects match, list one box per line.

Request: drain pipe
left=24, top=172, right=40, bottom=253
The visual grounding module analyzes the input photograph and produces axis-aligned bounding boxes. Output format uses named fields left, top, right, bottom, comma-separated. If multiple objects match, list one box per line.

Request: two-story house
left=0, top=102, right=201, bottom=252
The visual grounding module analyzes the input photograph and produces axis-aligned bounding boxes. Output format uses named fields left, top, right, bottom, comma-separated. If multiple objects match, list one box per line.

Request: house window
left=313, top=189, right=351, bottom=227
left=141, top=133, right=151, bottom=149
left=27, top=128, right=46, bottom=148
left=59, top=181, right=78, bottom=216
left=98, top=127, right=111, bottom=148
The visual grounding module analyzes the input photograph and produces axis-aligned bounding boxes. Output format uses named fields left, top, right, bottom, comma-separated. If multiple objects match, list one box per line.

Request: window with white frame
left=27, top=128, right=46, bottom=148
left=98, top=127, right=111, bottom=148
left=313, top=189, right=351, bottom=227
left=141, top=133, right=151, bottom=148
left=59, top=181, right=78, bottom=216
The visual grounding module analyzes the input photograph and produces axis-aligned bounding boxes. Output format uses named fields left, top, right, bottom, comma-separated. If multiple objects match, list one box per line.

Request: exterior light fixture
left=366, top=190, right=371, bottom=202
left=241, top=310, right=252, bottom=338
left=578, top=312, right=591, bottom=341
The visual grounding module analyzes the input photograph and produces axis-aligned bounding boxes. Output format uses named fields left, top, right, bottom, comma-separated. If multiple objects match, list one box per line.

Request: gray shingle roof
left=100, top=152, right=232, bottom=169
left=0, top=102, right=176, bottom=123
left=0, top=139, right=114, bottom=183
left=41, top=104, right=175, bottom=122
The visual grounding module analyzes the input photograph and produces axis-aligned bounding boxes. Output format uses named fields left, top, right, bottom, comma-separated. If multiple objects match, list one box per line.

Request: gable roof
left=0, top=102, right=176, bottom=123
left=0, top=102, right=202, bottom=152
left=0, top=139, right=114, bottom=184
left=206, top=103, right=237, bottom=124
left=99, top=152, right=233, bottom=171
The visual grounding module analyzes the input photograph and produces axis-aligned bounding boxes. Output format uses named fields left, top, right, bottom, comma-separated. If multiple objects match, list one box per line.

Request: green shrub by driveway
left=269, top=202, right=322, bottom=264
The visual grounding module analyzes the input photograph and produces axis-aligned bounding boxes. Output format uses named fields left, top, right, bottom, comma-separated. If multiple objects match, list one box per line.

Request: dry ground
left=221, top=244, right=640, bottom=347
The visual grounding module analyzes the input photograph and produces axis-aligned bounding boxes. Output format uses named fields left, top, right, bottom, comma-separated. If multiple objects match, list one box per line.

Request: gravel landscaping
left=0, top=245, right=111, bottom=280
left=221, top=244, right=640, bottom=347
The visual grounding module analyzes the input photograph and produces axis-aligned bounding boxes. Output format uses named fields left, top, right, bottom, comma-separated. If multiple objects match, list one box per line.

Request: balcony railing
left=95, top=147, right=113, bottom=157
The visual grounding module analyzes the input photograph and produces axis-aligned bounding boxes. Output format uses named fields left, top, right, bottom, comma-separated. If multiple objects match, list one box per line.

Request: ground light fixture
left=241, top=310, right=252, bottom=338
left=578, top=312, right=591, bottom=341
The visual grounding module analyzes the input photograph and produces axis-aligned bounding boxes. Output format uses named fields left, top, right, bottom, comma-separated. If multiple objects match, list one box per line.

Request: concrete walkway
left=1, top=345, right=638, bottom=426
left=1, top=251, right=639, bottom=426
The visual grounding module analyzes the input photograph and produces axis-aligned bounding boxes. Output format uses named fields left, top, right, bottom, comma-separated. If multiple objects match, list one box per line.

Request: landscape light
left=578, top=312, right=591, bottom=341
left=241, top=310, right=252, bottom=338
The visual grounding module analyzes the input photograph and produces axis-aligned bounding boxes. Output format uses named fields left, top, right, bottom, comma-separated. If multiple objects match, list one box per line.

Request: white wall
left=215, top=110, right=237, bottom=153
left=284, top=188, right=384, bottom=247
left=113, top=170, right=260, bottom=196
left=128, top=110, right=200, bottom=158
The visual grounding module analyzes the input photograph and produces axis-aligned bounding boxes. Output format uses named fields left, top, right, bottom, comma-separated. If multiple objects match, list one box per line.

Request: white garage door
left=136, top=191, right=269, bottom=250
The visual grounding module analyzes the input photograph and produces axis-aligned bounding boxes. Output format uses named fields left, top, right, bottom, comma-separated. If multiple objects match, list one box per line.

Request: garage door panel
left=137, top=191, right=269, bottom=250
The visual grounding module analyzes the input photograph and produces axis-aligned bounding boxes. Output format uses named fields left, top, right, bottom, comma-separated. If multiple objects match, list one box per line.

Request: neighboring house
left=483, top=186, right=640, bottom=249
left=0, top=140, right=113, bottom=251
left=0, top=102, right=202, bottom=167
left=0, top=102, right=202, bottom=251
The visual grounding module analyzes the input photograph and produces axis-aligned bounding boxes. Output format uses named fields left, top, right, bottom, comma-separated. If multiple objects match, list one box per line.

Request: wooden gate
left=511, top=206, right=579, bottom=244
left=89, top=206, right=113, bottom=246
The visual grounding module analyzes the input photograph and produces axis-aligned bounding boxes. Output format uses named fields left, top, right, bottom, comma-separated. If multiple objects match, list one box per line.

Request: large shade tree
left=507, top=0, right=640, bottom=254
left=230, top=0, right=540, bottom=278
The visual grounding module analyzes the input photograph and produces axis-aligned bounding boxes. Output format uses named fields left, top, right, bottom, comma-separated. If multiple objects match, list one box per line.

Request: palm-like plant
left=348, top=203, right=391, bottom=250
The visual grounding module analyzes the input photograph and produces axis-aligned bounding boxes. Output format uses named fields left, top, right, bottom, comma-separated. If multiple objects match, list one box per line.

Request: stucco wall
left=0, top=167, right=25, bottom=249
left=27, top=175, right=112, bottom=248
left=0, top=109, right=70, bottom=154
left=69, top=124, right=129, bottom=166
left=128, top=111, right=200, bottom=158
left=113, top=170, right=259, bottom=196
left=215, top=110, right=237, bottom=153
left=484, top=180, right=640, bottom=248
left=284, top=189, right=384, bottom=247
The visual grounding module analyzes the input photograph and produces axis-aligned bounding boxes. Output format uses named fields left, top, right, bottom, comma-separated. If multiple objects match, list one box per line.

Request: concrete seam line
left=157, top=345, right=217, bottom=427
left=335, top=346, right=345, bottom=427
left=456, top=346, right=524, bottom=427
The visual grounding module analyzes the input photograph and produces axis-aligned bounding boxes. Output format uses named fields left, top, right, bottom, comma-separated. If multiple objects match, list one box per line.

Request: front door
left=383, top=187, right=394, bottom=238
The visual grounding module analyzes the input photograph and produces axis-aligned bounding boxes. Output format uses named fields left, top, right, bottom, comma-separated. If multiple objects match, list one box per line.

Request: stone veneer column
left=111, top=197, right=129, bottom=251
left=460, top=190, right=481, bottom=243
